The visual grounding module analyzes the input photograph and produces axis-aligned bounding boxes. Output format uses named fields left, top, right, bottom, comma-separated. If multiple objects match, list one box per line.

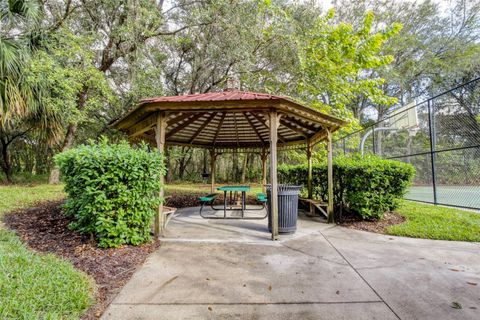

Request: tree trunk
left=12, top=149, right=22, bottom=173
left=49, top=88, right=87, bottom=184
left=177, top=147, right=192, bottom=180
left=24, top=146, right=34, bottom=174
left=202, top=149, right=208, bottom=176
left=240, top=153, right=248, bottom=183
left=165, top=146, right=173, bottom=183
left=232, top=151, right=239, bottom=182
left=1, top=139, right=13, bottom=183
left=48, top=123, right=78, bottom=184
left=35, top=146, right=50, bottom=174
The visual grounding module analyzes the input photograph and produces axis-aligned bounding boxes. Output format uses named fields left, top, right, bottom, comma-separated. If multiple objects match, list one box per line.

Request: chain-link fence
left=333, top=77, right=480, bottom=210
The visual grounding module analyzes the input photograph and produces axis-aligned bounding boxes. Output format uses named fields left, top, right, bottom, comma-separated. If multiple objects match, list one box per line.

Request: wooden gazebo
left=111, top=89, right=346, bottom=240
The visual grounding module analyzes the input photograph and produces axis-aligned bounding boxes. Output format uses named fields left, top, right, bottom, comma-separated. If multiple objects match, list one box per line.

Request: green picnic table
left=198, top=185, right=267, bottom=219
left=217, top=185, right=250, bottom=218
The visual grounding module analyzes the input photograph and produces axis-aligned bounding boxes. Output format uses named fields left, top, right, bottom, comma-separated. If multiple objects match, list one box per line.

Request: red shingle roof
left=140, top=89, right=286, bottom=104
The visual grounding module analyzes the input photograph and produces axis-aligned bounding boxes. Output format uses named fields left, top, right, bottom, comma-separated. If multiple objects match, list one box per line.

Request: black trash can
left=267, top=185, right=302, bottom=234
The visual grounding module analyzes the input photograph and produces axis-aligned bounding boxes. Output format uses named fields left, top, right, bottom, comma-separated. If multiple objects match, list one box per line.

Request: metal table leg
left=223, top=190, right=227, bottom=218
left=242, top=191, right=245, bottom=218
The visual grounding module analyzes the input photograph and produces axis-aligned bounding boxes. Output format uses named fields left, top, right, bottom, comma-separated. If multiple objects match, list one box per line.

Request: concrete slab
left=112, top=241, right=379, bottom=304
left=103, top=302, right=397, bottom=320
left=322, top=227, right=480, bottom=320
left=102, top=207, right=480, bottom=320
left=162, top=206, right=328, bottom=243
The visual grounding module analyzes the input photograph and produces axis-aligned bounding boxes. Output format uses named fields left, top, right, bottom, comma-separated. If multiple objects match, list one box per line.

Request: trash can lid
left=266, top=184, right=303, bottom=191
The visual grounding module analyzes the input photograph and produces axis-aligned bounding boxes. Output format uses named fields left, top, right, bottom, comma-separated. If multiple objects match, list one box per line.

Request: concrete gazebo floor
left=162, top=207, right=326, bottom=243
left=102, top=208, right=480, bottom=320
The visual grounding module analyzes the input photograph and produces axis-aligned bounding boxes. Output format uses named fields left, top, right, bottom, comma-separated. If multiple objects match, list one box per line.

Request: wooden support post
left=306, top=138, right=313, bottom=199
left=210, top=149, right=216, bottom=194
left=269, top=110, right=280, bottom=240
left=155, top=112, right=167, bottom=237
left=326, top=128, right=334, bottom=223
left=261, top=148, right=268, bottom=193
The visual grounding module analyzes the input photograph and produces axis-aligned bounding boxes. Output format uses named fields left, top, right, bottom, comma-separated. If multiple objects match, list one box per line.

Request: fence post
left=372, top=124, right=376, bottom=154
left=427, top=99, right=438, bottom=205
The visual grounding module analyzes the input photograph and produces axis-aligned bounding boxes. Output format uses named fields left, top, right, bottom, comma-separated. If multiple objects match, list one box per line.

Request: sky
left=299, top=0, right=455, bottom=12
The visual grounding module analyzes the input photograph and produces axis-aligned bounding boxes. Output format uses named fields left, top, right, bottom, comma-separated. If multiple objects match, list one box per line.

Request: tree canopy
left=0, top=0, right=479, bottom=183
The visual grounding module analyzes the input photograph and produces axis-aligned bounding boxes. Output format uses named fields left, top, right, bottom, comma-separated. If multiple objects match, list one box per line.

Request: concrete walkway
left=102, top=207, right=480, bottom=320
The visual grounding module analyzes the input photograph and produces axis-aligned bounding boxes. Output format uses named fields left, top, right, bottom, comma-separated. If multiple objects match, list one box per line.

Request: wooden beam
left=280, top=103, right=345, bottom=127
left=282, top=115, right=319, bottom=133
left=326, top=128, right=334, bottom=223
left=280, top=118, right=310, bottom=137
left=250, top=112, right=287, bottom=143
left=165, top=113, right=205, bottom=139
left=309, top=128, right=328, bottom=146
left=167, top=140, right=264, bottom=149
left=210, top=149, right=217, bottom=193
left=138, top=100, right=346, bottom=126
left=128, top=112, right=195, bottom=138
left=164, top=137, right=314, bottom=150
left=155, top=112, right=167, bottom=237
left=244, top=112, right=266, bottom=145
left=167, top=112, right=193, bottom=126
left=112, top=98, right=346, bottom=132
left=189, top=112, right=217, bottom=144
left=127, top=114, right=157, bottom=137
left=269, top=110, right=280, bottom=240
left=307, top=138, right=313, bottom=199
left=212, top=112, right=226, bottom=146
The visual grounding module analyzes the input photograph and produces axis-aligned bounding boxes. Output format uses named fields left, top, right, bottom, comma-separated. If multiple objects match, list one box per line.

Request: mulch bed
left=3, top=200, right=160, bottom=320
left=339, top=211, right=406, bottom=234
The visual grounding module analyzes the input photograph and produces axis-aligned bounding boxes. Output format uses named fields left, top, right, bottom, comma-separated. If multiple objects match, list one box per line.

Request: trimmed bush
left=279, top=155, right=415, bottom=219
left=55, top=139, right=165, bottom=248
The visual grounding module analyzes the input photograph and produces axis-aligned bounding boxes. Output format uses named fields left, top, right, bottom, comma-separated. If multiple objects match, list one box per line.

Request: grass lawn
left=0, top=184, right=93, bottom=319
left=387, top=200, right=480, bottom=242
left=0, top=184, right=65, bottom=214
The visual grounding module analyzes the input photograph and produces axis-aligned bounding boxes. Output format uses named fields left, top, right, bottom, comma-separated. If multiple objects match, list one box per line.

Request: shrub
left=278, top=154, right=415, bottom=219
left=55, top=139, right=165, bottom=248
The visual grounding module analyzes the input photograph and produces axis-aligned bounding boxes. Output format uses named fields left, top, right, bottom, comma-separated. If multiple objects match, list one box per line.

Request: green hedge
left=278, top=155, right=415, bottom=219
left=55, top=139, right=165, bottom=248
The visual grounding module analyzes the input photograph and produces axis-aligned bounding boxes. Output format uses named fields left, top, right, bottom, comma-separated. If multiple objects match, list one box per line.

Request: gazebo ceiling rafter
left=212, top=112, right=226, bottom=146
left=165, top=113, right=205, bottom=139
left=188, top=112, right=217, bottom=144
left=243, top=112, right=266, bottom=146
left=278, top=118, right=309, bottom=137
left=281, top=115, right=318, bottom=133
left=167, top=112, right=193, bottom=126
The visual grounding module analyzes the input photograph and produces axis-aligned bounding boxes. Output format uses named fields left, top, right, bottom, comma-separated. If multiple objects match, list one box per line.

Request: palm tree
left=0, top=0, right=61, bottom=182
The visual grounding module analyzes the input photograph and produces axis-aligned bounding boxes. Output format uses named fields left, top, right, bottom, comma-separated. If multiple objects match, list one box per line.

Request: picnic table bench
left=299, top=198, right=328, bottom=218
left=198, top=186, right=267, bottom=219
left=155, top=196, right=177, bottom=234
left=162, top=206, right=177, bottom=227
